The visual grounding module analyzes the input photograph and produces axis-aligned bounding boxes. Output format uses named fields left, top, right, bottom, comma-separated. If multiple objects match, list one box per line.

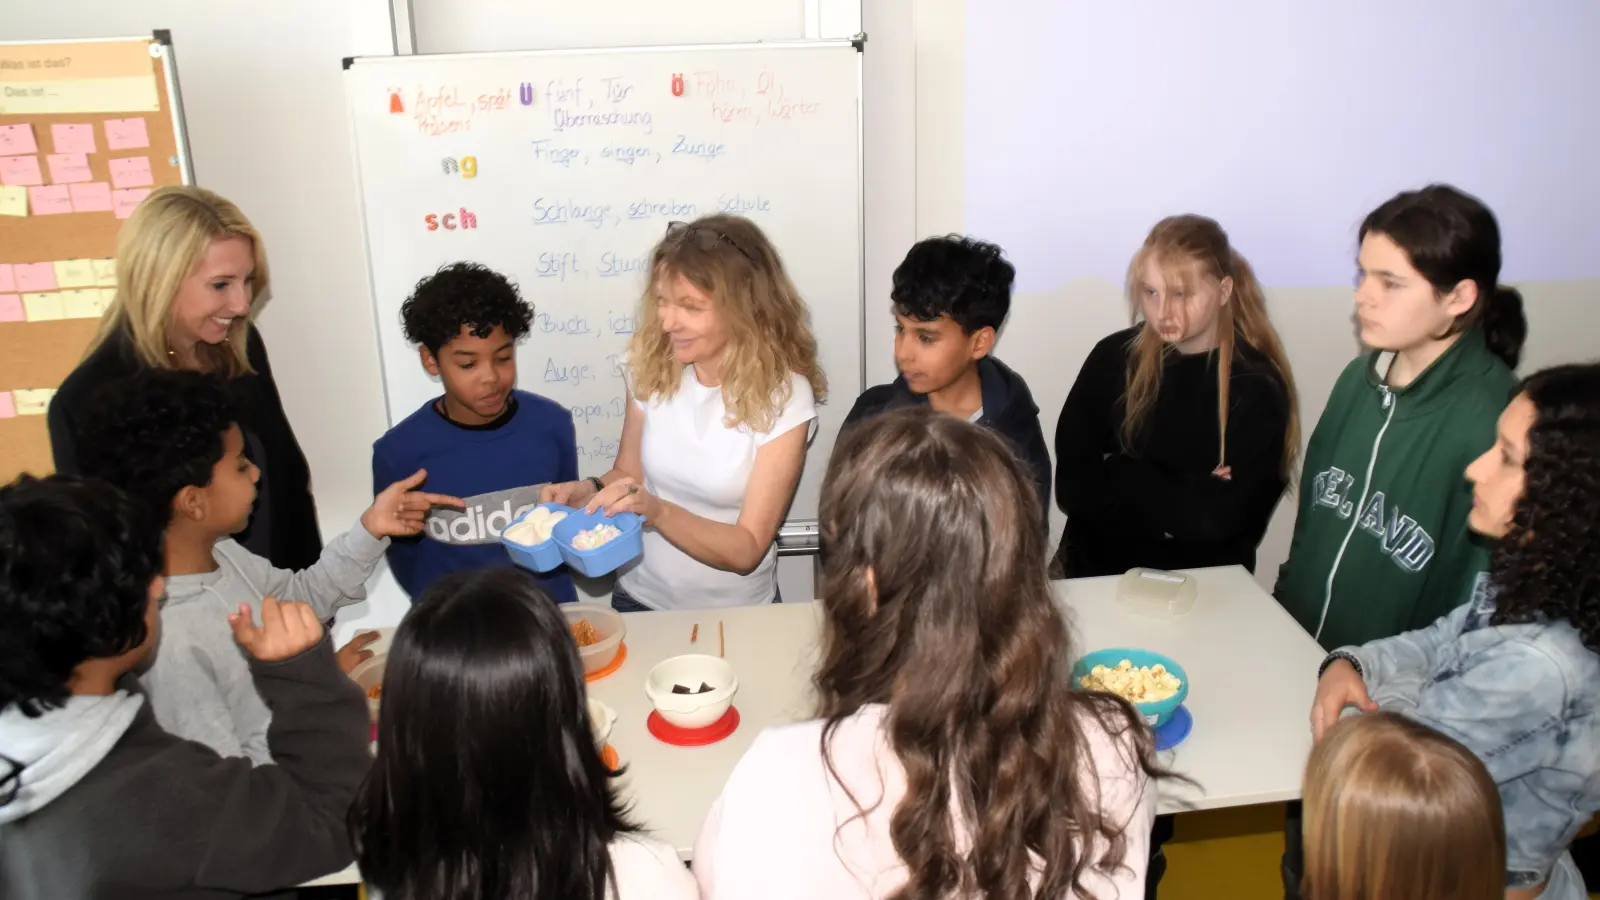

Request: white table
left=307, top=564, right=1324, bottom=885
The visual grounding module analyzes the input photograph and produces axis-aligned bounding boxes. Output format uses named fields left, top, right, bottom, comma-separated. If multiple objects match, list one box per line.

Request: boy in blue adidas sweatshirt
left=372, top=263, right=579, bottom=603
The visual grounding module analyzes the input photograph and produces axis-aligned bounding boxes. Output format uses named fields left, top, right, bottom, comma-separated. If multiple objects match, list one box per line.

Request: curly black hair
left=890, top=235, right=1015, bottom=334
left=0, top=475, right=163, bottom=716
left=75, top=370, right=239, bottom=530
left=1490, top=363, right=1600, bottom=650
left=401, top=262, right=534, bottom=355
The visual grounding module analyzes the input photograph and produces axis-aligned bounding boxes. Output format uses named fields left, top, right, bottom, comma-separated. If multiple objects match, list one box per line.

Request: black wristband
left=1318, top=651, right=1364, bottom=680
left=587, top=476, right=605, bottom=493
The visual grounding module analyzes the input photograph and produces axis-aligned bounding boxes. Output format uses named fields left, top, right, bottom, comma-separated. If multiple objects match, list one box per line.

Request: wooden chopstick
left=719, top=621, right=725, bottom=658
left=691, top=623, right=699, bottom=643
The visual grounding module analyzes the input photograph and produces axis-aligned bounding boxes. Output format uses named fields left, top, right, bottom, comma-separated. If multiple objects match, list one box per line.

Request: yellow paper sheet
left=22, top=292, right=64, bottom=322
left=99, top=287, right=118, bottom=308
left=60, top=288, right=107, bottom=319
left=0, top=185, right=26, bottom=217
left=0, top=77, right=159, bottom=115
left=92, top=258, right=117, bottom=286
left=13, top=388, right=57, bottom=416
left=53, top=259, right=97, bottom=289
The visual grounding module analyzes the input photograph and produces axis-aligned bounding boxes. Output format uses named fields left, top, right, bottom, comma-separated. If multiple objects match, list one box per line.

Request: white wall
left=909, top=0, right=1600, bottom=590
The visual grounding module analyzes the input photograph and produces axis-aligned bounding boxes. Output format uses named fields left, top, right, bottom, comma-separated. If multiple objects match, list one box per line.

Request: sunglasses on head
left=665, top=220, right=756, bottom=263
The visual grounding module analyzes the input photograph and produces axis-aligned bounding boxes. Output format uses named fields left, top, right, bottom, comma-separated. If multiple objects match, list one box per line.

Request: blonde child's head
left=1122, top=213, right=1299, bottom=477
left=1303, top=711, right=1505, bottom=900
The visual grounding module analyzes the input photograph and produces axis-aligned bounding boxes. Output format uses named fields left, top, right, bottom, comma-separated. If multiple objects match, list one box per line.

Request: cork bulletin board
left=0, top=32, right=193, bottom=483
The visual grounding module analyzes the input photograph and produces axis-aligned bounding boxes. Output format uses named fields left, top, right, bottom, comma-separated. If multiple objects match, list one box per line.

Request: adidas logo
left=426, top=500, right=541, bottom=543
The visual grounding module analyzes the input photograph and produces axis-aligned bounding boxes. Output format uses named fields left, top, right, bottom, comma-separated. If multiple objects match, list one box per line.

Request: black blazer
left=49, top=324, right=324, bottom=569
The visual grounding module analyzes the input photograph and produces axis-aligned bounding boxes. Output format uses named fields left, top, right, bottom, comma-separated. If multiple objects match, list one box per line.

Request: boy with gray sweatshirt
left=0, top=475, right=371, bottom=898
left=77, top=370, right=462, bottom=763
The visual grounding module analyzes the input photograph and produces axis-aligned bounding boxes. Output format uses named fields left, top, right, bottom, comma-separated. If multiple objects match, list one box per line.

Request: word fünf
left=425, top=207, right=478, bottom=230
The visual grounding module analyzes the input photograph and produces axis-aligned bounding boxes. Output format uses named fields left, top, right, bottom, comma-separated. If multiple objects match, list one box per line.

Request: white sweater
left=608, top=833, right=698, bottom=900
left=694, top=703, right=1155, bottom=899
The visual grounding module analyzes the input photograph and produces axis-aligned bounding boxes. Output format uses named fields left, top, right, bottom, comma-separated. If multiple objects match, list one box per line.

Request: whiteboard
left=344, top=41, right=864, bottom=520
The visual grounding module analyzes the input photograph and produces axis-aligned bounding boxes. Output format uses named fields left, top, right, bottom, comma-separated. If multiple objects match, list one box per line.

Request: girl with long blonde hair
left=1302, top=712, right=1505, bottom=900
left=48, top=185, right=322, bottom=569
left=1054, top=214, right=1299, bottom=579
left=544, top=214, right=826, bottom=610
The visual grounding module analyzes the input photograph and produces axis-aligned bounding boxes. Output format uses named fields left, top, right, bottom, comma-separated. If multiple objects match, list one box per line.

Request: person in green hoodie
left=1275, top=184, right=1527, bottom=652
left=1276, top=183, right=1528, bottom=900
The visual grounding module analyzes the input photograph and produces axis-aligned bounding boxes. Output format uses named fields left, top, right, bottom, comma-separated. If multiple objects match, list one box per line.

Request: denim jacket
left=1339, top=574, right=1600, bottom=896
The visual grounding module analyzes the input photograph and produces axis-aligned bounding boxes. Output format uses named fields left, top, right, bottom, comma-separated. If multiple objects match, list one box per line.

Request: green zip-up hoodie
left=1274, top=328, right=1514, bottom=650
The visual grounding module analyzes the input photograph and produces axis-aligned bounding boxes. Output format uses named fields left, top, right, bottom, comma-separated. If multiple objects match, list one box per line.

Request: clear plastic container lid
left=1116, top=568, right=1198, bottom=618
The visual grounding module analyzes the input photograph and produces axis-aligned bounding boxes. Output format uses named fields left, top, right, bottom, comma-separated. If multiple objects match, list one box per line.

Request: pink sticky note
left=0, top=265, right=13, bottom=294
left=0, top=156, right=43, bottom=187
left=112, top=187, right=151, bottom=219
left=51, top=123, right=96, bottom=155
left=0, top=393, right=15, bottom=419
left=104, top=118, right=150, bottom=151
left=47, top=153, right=92, bottom=185
left=28, top=185, right=73, bottom=215
left=70, top=181, right=113, bottom=213
left=14, top=263, right=57, bottom=293
left=0, top=295, right=21, bottom=324
left=108, top=156, right=153, bottom=189
left=0, top=125, right=37, bottom=155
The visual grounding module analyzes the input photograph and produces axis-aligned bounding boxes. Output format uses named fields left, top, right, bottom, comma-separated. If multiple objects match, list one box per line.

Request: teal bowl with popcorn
left=1071, top=647, right=1189, bottom=728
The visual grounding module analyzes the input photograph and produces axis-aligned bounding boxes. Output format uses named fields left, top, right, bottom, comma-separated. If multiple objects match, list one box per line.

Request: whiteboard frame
left=342, top=37, right=868, bottom=541
left=389, top=0, right=850, bottom=51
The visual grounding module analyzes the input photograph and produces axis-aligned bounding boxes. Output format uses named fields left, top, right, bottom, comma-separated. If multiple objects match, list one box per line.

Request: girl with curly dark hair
left=694, top=407, right=1167, bottom=900
left=1310, top=362, right=1600, bottom=900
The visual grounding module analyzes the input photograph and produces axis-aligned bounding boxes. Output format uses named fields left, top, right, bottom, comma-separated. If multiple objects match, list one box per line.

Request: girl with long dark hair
left=349, top=568, right=695, bottom=900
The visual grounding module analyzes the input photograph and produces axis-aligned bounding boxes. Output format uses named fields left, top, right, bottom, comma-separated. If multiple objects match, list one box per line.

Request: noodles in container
left=560, top=604, right=626, bottom=675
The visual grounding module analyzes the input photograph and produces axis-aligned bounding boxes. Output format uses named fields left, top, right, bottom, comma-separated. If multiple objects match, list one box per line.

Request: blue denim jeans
left=611, top=584, right=782, bottom=613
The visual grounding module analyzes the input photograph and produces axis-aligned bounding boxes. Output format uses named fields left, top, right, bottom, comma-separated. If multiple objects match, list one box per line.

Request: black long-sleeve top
left=1054, top=327, right=1290, bottom=578
left=48, top=325, right=324, bottom=570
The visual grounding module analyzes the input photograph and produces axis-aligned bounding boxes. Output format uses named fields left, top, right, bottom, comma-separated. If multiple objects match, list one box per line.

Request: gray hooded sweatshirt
left=0, top=640, right=371, bottom=899
left=0, top=693, right=143, bottom=825
left=146, top=524, right=387, bottom=763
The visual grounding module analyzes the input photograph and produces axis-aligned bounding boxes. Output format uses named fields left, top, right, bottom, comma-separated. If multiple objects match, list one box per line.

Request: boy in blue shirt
left=372, top=262, right=579, bottom=603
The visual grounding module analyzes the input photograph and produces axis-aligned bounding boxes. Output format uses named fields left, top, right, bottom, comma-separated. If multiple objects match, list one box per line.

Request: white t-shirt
left=619, top=365, right=817, bottom=609
left=693, top=704, right=1154, bottom=900
left=608, top=833, right=698, bottom=900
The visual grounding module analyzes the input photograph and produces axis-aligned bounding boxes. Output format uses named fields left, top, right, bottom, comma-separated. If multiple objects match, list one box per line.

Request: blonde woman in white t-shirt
left=544, top=214, right=827, bottom=611
left=694, top=408, right=1171, bottom=900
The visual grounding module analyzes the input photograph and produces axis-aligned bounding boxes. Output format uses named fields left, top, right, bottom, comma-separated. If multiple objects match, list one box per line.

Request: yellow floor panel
left=1157, top=804, right=1599, bottom=900
left=1159, top=804, right=1287, bottom=900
